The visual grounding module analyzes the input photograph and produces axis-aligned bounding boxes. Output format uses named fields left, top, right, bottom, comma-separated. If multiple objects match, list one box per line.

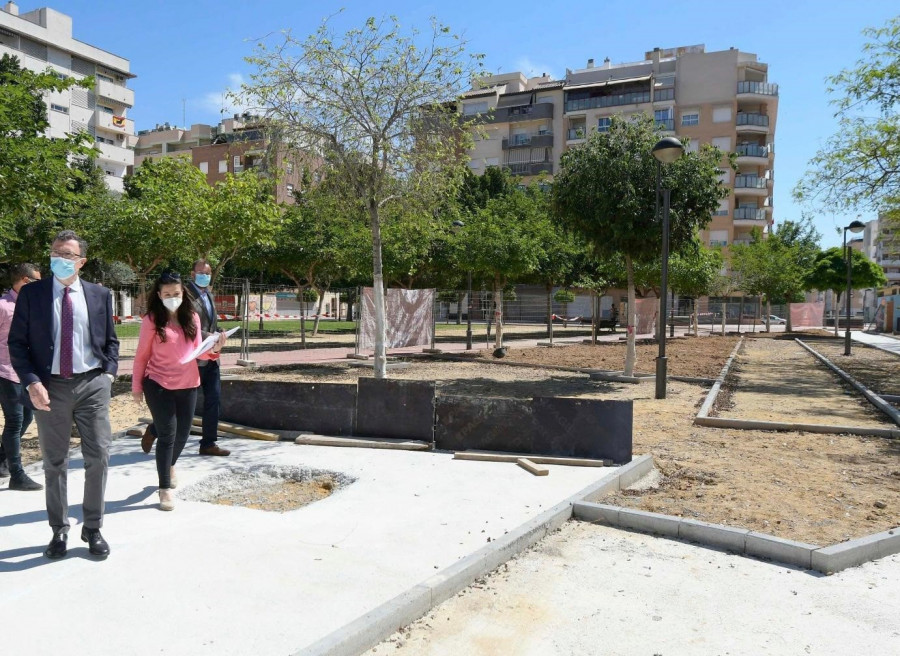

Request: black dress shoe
left=9, top=473, right=43, bottom=491
left=44, top=530, right=68, bottom=559
left=81, top=527, right=110, bottom=558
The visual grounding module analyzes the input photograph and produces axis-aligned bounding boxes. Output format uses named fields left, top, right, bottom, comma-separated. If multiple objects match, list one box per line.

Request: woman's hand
left=211, top=330, right=227, bottom=354
left=132, top=390, right=143, bottom=406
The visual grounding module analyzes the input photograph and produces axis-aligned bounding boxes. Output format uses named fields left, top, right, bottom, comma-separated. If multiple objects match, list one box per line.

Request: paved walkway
left=852, top=330, right=900, bottom=356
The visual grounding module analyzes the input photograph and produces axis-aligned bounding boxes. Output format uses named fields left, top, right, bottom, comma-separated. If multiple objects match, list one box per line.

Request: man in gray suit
left=8, top=230, right=119, bottom=559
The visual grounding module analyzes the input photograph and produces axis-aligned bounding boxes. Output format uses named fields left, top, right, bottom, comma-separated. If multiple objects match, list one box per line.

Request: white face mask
left=162, top=296, right=182, bottom=312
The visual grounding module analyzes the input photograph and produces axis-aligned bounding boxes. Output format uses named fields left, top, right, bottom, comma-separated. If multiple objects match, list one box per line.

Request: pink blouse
left=132, top=313, right=219, bottom=393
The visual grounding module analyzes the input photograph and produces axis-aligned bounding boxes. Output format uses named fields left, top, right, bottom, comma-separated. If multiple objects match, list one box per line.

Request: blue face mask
left=50, top=257, right=77, bottom=280
left=194, top=273, right=211, bottom=288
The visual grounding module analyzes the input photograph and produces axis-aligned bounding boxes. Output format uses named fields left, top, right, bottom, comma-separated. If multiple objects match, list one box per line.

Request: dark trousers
left=0, top=377, right=33, bottom=478
left=198, top=361, right=221, bottom=448
left=34, top=370, right=112, bottom=531
left=143, top=378, right=198, bottom=489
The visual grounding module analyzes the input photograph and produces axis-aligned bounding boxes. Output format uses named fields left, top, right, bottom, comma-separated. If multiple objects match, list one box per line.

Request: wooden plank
left=190, top=417, right=280, bottom=441
left=516, top=458, right=549, bottom=476
left=454, top=450, right=611, bottom=467
left=294, top=434, right=430, bottom=451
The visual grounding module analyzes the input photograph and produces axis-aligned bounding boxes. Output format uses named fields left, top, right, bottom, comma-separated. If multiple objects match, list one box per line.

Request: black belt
left=51, top=368, right=101, bottom=380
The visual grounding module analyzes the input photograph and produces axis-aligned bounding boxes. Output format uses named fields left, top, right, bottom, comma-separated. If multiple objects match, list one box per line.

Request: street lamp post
left=843, top=219, right=866, bottom=355
left=652, top=137, right=684, bottom=400
left=452, top=220, right=473, bottom=350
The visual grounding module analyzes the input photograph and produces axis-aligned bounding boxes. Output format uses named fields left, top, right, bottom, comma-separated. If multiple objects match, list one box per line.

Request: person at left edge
left=8, top=230, right=119, bottom=560
left=0, top=262, right=43, bottom=491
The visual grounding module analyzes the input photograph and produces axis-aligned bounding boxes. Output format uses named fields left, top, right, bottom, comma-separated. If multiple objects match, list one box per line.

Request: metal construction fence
left=104, top=277, right=798, bottom=362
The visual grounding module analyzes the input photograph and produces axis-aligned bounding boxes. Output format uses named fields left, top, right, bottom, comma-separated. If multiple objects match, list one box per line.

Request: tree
left=456, top=187, right=551, bottom=348
left=668, top=244, right=724, bottom=336
left=794, top=16, right=900, bottom=213
left=0, top=54, right=94, bottom=262
left=730, top=229, right=804, bottom=332
left=90, top=157, right=210, bottom=277
left=553, top=115, right=728, bottom=375
left=767, top=217, right=822, bottom=331
left=197, top=170, right=283, bottom=281
left=240, top=15, right=482, bottom=377
left=804, top=247, right=887, bottom=335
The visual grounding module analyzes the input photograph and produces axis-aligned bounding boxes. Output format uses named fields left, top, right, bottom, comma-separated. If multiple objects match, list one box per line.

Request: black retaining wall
left=205, top=379, right=633, bottom=462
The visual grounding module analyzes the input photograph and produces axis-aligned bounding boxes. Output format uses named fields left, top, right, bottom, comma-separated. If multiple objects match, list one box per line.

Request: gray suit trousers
left=34, top=370, right=112, bottom=531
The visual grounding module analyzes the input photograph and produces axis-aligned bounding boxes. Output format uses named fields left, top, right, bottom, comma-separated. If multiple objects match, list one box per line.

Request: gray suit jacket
left=185, top=280, right=218, bottom=366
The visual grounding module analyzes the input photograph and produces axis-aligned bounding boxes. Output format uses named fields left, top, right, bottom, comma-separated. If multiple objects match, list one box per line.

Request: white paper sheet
left=180, top=326, right=240, bottom=364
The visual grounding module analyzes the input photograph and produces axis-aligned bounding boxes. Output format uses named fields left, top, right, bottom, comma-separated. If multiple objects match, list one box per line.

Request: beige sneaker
left=169, top=466, right=178, bottom=489
left=158, top=488, right=174, bottom=511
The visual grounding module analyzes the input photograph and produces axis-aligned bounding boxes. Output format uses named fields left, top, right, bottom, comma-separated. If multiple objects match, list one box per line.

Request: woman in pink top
left=132, top=272, right=225, bottom=511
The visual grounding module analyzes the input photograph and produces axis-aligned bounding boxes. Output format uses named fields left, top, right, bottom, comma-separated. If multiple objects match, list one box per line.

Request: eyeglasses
left=50, top=250, right=83, bottom=260
left=159, top=272, right=182, bottom=283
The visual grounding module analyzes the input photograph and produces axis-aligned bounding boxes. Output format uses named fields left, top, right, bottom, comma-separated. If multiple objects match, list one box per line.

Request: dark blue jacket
left=8, top=277, right=119, bottom=390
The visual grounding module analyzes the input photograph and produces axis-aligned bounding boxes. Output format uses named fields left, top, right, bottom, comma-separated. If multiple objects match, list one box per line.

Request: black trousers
left=143, top=378, right=198, bottom=489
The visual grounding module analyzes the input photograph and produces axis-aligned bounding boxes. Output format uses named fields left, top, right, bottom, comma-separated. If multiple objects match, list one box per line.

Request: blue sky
left=49, top=0, right=899, bottom=249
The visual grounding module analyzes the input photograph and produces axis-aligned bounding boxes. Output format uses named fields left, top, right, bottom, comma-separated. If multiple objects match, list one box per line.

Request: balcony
left=736, top=112, right=770, bottom=133
left=734, top=207, right=767, bottom=221
left=734, top=175, right=769, bottom=197
left=502, top=134, right=554, bottom=149
left=94, top=141, right=134, bottom=167
left=96, top=78, right=134, bottom=108
left=502, top=162, right=553, bottom=176
left=735, top=144, right=770, bottom=167
left=95, top=111, right=134, bottom=136
left=737, top=81, right=778, bottom=97
left=488, top=103, right=554, bottom=124
left=732, top=238, right=753, bottom=247
left=566, top=127, right=586, bottom=141
left=655, top=118, right=674, bottom=131
left=565, top=90, right=651, bottom=112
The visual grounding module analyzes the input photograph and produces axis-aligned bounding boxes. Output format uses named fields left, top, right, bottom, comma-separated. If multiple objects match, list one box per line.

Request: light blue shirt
left=51, top=276, right=101, bottom=375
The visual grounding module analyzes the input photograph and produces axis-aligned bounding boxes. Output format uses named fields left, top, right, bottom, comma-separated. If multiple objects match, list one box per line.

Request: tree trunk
left=624, top=256, right=637, bottom=377
left=299, top=287, right=307, bottom=350
left=312, top=286, right=327, bottom=337
left=456, top=292, right=463, bottom=325
left=369, top=203, right=387, bottom=378
left=834, top=290, right=841, bottom=337
left=765, top=298, right=772, bottom=332
left=722, top=299, right=727, bottom=336
left=546, top=284, right=552, bottom=338
left=493, top=275, right=503, bottom=349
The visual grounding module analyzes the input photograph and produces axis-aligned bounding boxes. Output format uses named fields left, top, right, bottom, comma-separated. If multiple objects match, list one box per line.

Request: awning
left=563, top=74, right=651, bottom=91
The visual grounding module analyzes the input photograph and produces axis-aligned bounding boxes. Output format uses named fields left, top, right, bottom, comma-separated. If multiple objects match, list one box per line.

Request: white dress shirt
left=51, top=276, right=101, bottom=375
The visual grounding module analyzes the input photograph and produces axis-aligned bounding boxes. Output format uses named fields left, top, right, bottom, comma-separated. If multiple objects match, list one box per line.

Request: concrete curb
left=692, top=336, right=900, bottom=438
left=296, top=454, right=653, bottom=656
left=572, top=499, right=900, bottom=574
left=695, top=337, right=744, bottom=420
left=795, top=338, right=900, bottom=431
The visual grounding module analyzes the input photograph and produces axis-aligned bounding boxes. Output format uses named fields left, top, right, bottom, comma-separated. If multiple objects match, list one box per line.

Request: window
left=685, top=139, right=699, bottom=153
left=50, top=103, right=69, bottom=114
left=94, top=136, right=114, bottom=145
left=96, top=73, right=114, bottom=83
left=485, top=157, right=499, bottom=167
left=97, top=105, right=114, bottom=114
left=597, top=117, right=611, bottom=132
left=286, top=183, right=294, bottom=194
left=711, top=136, right=731, bottom=151
left=285, top=162, right=294, bottom=175
left=681, top=113, right=699, bottom=126
left=233, top=155, right=243, bottom=172
left=467, top=160, right=482, bottom=170
left=713, top=200, right=729, bottom=216
left=463, top=101, right=488, bottom=116
left=712, top=106, right=732, bottom=123
left=218, top=160, right=227, bottom=173
left=199, top=161, right=209, bottom=174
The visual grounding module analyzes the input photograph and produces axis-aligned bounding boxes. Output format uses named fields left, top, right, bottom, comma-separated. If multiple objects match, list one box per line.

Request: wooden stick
left=516, top=458, right=549, bottom=476
left=294, top=434, right=430, bottom=451
left=454, top=450, right=611, bottom=467
left=190, top=417, right=280, bottom=441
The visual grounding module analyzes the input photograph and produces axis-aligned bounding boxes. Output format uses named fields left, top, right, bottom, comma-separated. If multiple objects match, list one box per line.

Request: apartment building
left=134, top=115, right=305, bottom=204
left=462, top=44, right=777, bottom=252
left=0, top=3, right=135, bottom=192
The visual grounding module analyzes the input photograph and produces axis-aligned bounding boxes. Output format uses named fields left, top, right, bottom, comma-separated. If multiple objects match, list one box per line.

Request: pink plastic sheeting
left=358, top=287, right=435, bottom=349
left=789, top=302, right=824, bottom=328
left=634, top=297, right=659, bottom=335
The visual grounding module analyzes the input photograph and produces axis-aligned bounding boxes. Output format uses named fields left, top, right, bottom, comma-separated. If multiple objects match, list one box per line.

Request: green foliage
left=553, top=289, right=575, bottom=304
left=0, top=54, right=95, bottom=261
left=457, top=166, right=517, bottom=213
left=794, top=16, right=900, bottom=212
left=804, top=246, right=888, bottom=302
left=668, top=244, right=724, bottom=299
left=301, top=288, right=319, bottom=302
left=89, top=157, right=210, bottom=275
left=553, top=114, right=729, bottom=264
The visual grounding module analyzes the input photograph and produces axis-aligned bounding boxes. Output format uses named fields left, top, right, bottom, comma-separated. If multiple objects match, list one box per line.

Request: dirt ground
left=14, top=332, right=900, bottom=545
